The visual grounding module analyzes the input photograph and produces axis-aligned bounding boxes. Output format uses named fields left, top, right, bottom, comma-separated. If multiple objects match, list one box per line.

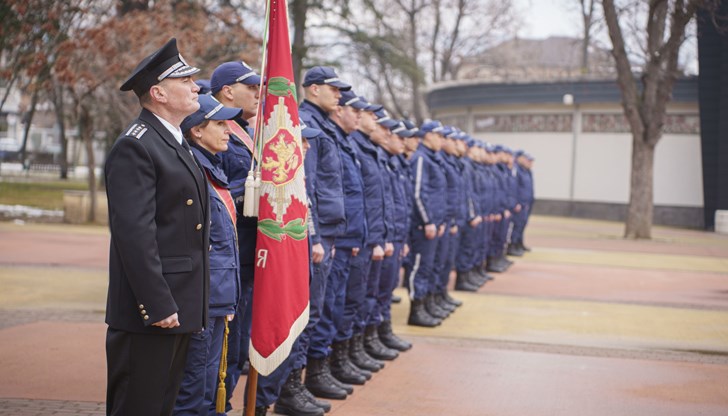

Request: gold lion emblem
left=261, top=133, right=300, bottom=183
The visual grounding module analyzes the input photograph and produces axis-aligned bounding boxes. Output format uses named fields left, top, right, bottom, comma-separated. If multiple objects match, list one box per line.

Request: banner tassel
left=215, top=319, right=230, bottom=414
left=253, top=171, right=262, bottom=216
left=243, top=171, right=257, bottom=217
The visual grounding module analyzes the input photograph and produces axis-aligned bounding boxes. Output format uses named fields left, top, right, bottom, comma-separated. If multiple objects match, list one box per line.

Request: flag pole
left=243, top=0, right=272, bottom=217
left=244, top=366, right=259, bottom=416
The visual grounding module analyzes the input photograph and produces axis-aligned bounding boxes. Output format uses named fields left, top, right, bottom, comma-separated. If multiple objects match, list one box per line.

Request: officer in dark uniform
left=105, top=38, right=209, bottom=416
left=509, top=151, right=535, bottom=254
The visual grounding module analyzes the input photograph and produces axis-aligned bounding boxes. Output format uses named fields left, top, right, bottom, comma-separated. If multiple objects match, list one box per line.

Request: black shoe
left=434, top=293, right=457, bottom=313
left=442, top=290, right=463, bottom=307
left=241, top=359, right=250, bottom=375
left=455, top=271, right=479, bottom=292
left=275, top=369, right=325, bottom=416
left=391, top=294, right=402, bottom=303
left=349, top=333, right=384, bottom=372
left=330, top=340, right=367, bottom=385
left=378, top=320, right=412, bottom=351
left=425, top=294, right=450, bottom=319
left=466, top=269, right=488, bottom=287
left=519, top=242, right=531, bottom=252
left=304, top=357, right=348, bottom=400
left=507, top=244, right=524, bottom=257
left=486, top=256, right=507, bottom=273
left=281, top=368, right=331, bottom=413
left=364, top=324, right=399, bottom=360
left=408, top=298, right=440, bottom=327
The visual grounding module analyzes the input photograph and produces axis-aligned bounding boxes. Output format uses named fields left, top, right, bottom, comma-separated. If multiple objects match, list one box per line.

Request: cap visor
left=302, top=126, right=321, bottom=138
left=330, top=80, right=352, bottom=91
left=208, top=106, right=243, bottom=121
left=349, top=101, right=369, bottom=110
left=242, top=74, right=262, bottom=85
left=378, top=119, right=399, bottom=129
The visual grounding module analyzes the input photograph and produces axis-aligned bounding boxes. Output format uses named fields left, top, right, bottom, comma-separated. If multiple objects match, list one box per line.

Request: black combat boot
left=425, top=294, right=449, bottom=319
left=486, top=256, right=506, bottom=273
left=330, top=340, right=367, bottom=385
left=434, top=293, right=457, bottom=313
left=407, top=298, right=440, bottom=327
left=378, top=320, right=412, bottom=351
left=455, top=271, right=479, bottom=292
left=520, top=241, right=531, bottom=252
left=274, top=368, right=326, bottom=416
left=467, top=268, right=488, bottom=287
left=364, top=324, right=399, bottom=360
left=507, top=243, right=524, bottom=257
left=349, top=333, right=384, bottom=372
left=304, top=357, right=348, bottom=400
left=441, top=290, right=463, bottom=307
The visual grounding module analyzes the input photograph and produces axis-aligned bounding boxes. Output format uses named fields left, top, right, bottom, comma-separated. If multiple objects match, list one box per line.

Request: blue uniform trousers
left=480, top=221, right=492, bottom=264
left=404, top=227, right=439, bottom=300
left=376, top=242, right=403, bottom=323
left=511, top=204, right=530, bottom=244
left=363, top=256, right=383, bottom=327
left=489, top=218, right=509, bottom=258
left=456, top=223, right=481, bottom=273
left=337, top=245, right=372, bottom=339
left=224, top=266, right=253, bottom=412
left=440, top=229, right=459, bottom=290
left=297, top=236, right=335, bottom=367
left=433, top=230, right=451, bottom=293
left=175, top=315, right=226, bottom=416
left=309, top=245, right=353, bottom=359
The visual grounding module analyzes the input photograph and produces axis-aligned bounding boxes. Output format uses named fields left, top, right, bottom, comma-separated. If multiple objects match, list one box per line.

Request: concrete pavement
left=0, top=216, right=727, bottom=415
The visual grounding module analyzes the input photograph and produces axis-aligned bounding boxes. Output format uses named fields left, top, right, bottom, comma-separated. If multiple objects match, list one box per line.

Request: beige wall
left=439, top=103, right=703, bottom=208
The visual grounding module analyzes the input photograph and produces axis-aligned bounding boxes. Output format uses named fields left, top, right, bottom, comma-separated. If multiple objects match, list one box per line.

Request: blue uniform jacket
left=516, top=164, right=535, bottom=205
left=378, top=147, right=396, bottom=242
left=299, top=100, right=347, bottom=243
left=220, top=116, right=257, bottom=267
left=459, top=157, right=480, bottom=222
left=191, top=145, right=240, bottom=317
left=409, top=145, right=447, bottom=227
left=442, top=153, right=463, bottom=227
left=333, top=125, right=368, bottom=249
left=385, top=152, right=410, bottom=243
left=351, top=130, right=389, bottom=247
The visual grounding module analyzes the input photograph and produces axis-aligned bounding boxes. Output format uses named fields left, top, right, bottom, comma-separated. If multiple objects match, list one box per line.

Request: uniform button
left=138, top=304, right=144, bottom=309
left=143, top=315, right=149, bottom=320
left=141, top=310, right=147, bottom=315
left=209, top=245, right=212, bottom=251
left=196, top=224, right=202, bottom=230
left=186, top=199, right=193, bottom=206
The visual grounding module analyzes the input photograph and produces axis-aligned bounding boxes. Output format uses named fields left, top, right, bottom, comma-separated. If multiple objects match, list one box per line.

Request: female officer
left=175, top=94, right=243, bottom=415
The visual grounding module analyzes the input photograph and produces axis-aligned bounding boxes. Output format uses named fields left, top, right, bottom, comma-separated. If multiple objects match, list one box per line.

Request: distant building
left=459, top=36, right=616, bottom=82
left=426, top=37, right=703, bottom=229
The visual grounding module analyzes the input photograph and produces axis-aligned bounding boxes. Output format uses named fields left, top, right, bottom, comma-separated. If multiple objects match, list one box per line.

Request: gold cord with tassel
left=215, top=319, right=230, bottom=413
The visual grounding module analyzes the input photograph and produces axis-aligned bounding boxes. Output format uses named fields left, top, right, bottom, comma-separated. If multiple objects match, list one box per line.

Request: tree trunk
left=53, top=84, right=69, bottom=179
left=624, top=136, right=655, bottom=239
left=19, top=88, right=39, bottom=170
left=290, top=0, right=308, bottom=92
left=80, top=105, right=96, bottom=223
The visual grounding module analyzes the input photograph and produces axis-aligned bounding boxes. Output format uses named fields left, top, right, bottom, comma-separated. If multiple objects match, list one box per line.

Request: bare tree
left=578, top=0, right=598, bottom=74
left=602, top=0, right=714, bottom=239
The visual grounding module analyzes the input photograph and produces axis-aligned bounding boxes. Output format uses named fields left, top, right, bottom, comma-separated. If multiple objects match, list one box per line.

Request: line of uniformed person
left=110, top=38, right=534, bottom=415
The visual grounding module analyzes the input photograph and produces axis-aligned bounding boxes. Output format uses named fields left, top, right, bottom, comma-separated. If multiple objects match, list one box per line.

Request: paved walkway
left=1, top=217, right=727, bottom=415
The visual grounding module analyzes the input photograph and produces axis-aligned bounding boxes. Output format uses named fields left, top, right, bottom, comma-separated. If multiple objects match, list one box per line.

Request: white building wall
left=443, top=103, right=703, bottom=209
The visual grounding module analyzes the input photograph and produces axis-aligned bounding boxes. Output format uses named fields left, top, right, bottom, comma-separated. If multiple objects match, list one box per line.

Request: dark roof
left=426, top=77, right=699, bottom=111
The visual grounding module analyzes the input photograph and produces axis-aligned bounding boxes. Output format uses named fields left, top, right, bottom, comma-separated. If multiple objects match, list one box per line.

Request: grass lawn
left=0, top=180, right=90, bottom=210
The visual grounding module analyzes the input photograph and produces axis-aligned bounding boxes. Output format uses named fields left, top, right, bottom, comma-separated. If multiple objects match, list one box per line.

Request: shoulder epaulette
left=124, top=123, right=148, bottom=140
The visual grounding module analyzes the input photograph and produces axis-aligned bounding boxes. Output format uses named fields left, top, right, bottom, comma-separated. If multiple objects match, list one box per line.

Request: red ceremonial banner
left=248, top=0, right=310, bottom=376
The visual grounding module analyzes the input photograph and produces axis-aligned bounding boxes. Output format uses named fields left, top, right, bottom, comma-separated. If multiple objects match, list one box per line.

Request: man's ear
left=149, top=84, right=167, bottom=103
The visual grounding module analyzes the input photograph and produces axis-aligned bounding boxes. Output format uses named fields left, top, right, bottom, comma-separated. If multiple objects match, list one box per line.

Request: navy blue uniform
left=511, top=163, right=534, bottom=245
left=298, top=99, right=346, bottom=368
left=351, top=130, right=392, bottom=332
left=403, top=145, right=447, bottom=300
left=456, top=156, right=482, bottom=273
left=176, top=145, right=240, bottom=416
